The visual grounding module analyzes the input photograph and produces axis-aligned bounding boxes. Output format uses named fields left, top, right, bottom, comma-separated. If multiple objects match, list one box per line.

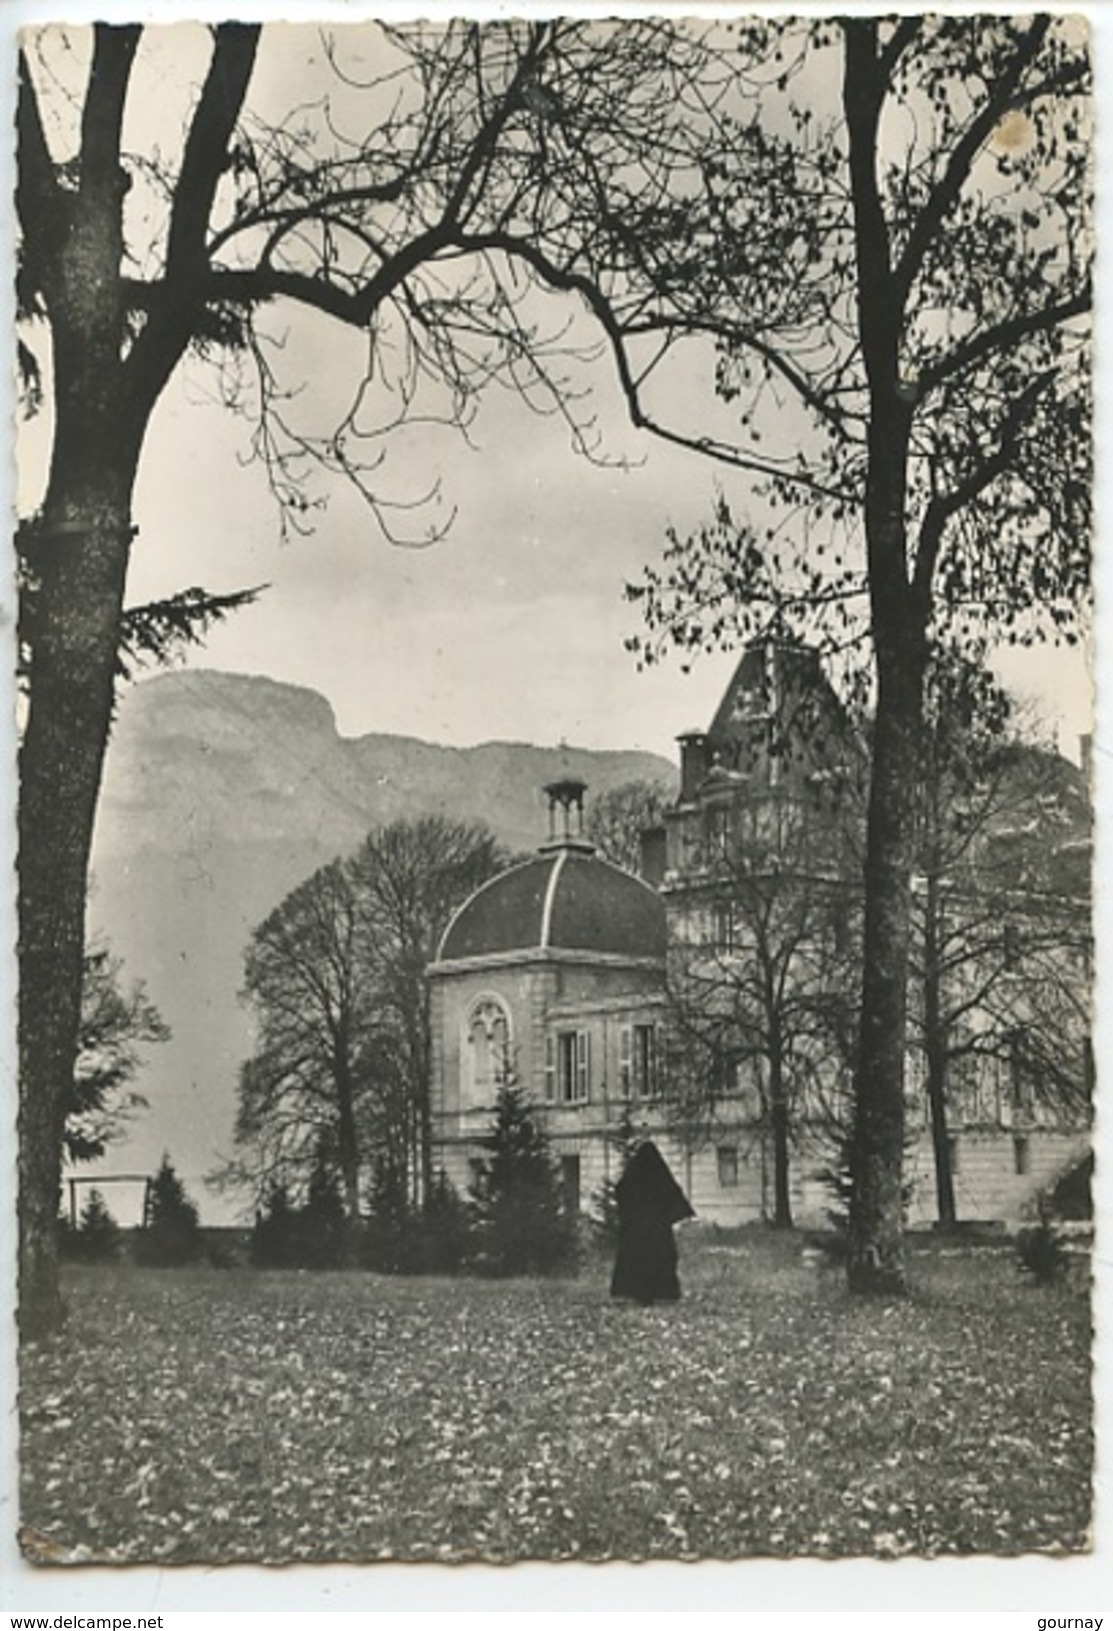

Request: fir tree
left=418, top=1172, right=474, bottom=1275
left=135, top=1154, right=202, bottom=1267
left=61, top=1187, right=123, bottom=1264
left=299, top=1155, right=349, bottom=1270
left=251, top=1182, right=300, bottom=1268
left=78, top=1188, right=122, bottom=1263
left=470, top=1081, right=576, bottom=1277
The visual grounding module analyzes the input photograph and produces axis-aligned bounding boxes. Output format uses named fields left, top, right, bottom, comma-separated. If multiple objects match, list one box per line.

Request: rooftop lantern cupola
left=541, top=777, right=594, bottom=854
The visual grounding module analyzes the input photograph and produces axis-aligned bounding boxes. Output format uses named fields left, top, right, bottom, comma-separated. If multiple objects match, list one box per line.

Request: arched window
left=464, top=995, right=511, bottom=1099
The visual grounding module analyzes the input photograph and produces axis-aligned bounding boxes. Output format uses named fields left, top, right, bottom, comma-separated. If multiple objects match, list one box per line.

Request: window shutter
left=576, top=1031, right=590, bottom=1102
left=544, top=1034, right=556, bottom=1103
left=619, top=1026, right=632, bottom=1098
left=999, top=1077, right=1013, bottom=1129
left=463, top=1022, right=476, bottom=1099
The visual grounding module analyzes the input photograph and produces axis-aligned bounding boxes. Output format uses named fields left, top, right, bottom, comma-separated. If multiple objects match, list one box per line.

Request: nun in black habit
left=610, top=1141, right=695, bottom=1305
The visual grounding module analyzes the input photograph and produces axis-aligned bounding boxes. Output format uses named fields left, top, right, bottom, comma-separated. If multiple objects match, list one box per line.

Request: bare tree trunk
left=842, top=22, right=926, bottom=1295
left=19, top=458, right=138, bottom=1336
left=768, top=1042, right=793, bottom=1229
left=925, top=1054, right=956, bottom=1226
left=18, top=28, right=146, bottom=1334
left=847, top=634, right=923, bottom=1294
left=333, top=1056, right=363, bottom=1233
left=844, top=369, right=924, bottom=1294
left=418, top=1085, right=433, bottom=1209
left=923, top=873, right=957, bottom=1226
left=17, top=25, right=259, bottom=1334
left=416, top=1018, right=434, bottom=1209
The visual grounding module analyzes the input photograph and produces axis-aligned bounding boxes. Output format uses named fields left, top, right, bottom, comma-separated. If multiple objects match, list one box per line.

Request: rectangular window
left=717, top=1145, right=740, bottom=1187
left=632, top=1023, right=658, bottom=1098
left=555, top=1030, right=590, bottom=1103
left=1013, top=1135, right=1031, bottom=1176
left=947, top=1135, right=960, bottom=1176
left=706, top=805, right=730, bottom=855
left=620, top=1023, right=657, bottom=1098
left=952, top=1053, right=982, bottom=1125
left=1010, top=1029, right=1033, bottom=1120
left=712, top=1051, right=739, bottom=1106
left=544, top=1034, right=556, bottom=1103
left=712, top=903, right=738, bottom=952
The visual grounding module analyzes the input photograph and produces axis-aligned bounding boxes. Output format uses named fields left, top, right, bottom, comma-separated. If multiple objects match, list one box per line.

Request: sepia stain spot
left=991, top=108, right=1034, bottom=155
left=18, top=1523, right=71, bottom=1564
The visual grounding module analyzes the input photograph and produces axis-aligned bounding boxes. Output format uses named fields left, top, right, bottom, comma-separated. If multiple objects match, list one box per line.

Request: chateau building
left=427, top=638, right=1092, bottom=1229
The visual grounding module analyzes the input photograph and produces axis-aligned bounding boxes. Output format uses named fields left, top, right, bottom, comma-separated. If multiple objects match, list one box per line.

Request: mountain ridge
left=110, top=665, right=675, bottom=757
left=87, top=668, right=677, bottom=1220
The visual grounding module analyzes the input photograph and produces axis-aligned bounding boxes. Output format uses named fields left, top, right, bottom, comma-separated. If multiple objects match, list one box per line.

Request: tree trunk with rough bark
left=846, top=645, right=922, bottom=1294
left=923, top=873, right=957, bottom=1226
left=18, top=29, right=147, bottom=1335
left=19, top=432, right=145, bottom=1337
left=842, top=23, right=928, bottom=1295
left=333, top=1053, right=363, bottom=1235
left=17, top=23, right=260, bottom=1335
left=768, top=1041, right=793, bottom=1229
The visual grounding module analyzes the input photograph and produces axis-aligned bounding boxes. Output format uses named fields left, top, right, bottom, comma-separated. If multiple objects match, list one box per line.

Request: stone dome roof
left=436, top=844, right=666, bottom=964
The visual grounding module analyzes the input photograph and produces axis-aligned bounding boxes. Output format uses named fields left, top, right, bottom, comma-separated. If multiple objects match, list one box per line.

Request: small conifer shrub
left=469, top=1080, right=577, bottom=1276
left=135, top=1154, right=203, bottom=1267
left=1016, top=1217, right=1069, bottom=1286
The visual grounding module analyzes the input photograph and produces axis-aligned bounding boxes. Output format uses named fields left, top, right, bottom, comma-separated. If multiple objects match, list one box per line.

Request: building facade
left=427, top=641, right=1092, bottom=1229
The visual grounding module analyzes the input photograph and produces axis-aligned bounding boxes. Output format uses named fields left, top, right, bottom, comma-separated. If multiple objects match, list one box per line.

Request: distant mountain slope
left=86, top=670, right=676, bottom=1221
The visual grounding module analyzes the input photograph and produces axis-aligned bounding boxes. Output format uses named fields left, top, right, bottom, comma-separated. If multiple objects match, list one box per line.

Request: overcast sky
left=20, top=326, right=1096, bottom=764
left=13, top=12, right=1098, bottom=769
left=131, top=348, right=1095, bottom=763
left=102, top=313, right=766, bottom=760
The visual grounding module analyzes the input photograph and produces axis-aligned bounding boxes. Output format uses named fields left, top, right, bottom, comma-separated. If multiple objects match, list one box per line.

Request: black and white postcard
left=7, top=3, right=1104, bottom=1613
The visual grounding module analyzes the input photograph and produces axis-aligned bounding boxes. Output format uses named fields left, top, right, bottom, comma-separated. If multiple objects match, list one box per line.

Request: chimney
left=677, top=732, right=708, bottom=802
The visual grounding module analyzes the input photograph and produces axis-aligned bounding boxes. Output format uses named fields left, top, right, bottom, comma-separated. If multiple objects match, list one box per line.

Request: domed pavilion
left=427, top=779, right=668, bottom=1212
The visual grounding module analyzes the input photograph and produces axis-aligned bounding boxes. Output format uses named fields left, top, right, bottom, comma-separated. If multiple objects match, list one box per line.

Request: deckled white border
left=0, top=2, right=1108, bottom=1616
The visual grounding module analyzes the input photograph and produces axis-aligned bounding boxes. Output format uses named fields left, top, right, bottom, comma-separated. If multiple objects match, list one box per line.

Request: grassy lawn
left=19, top=1231, right=1091, bottom=1564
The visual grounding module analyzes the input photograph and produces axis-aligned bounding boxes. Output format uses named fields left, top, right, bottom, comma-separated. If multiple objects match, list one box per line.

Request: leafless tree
left=232, top=817, right=505, bottom=1225
left=347, top=816, right=508, bottom=1204
left=15, top=18, right=722, bottom=1331
left=66, top=940, right=169, bottom=1165
left=585, top=779, right=671, bottom=876
left=909, top=662, right=1092, bottom=1223
left=235, top=859, right=370, bottom=1227
left=622, top=18, right=1091, bottom=1289
left=665, top=777, right=861, bottom=1228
